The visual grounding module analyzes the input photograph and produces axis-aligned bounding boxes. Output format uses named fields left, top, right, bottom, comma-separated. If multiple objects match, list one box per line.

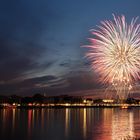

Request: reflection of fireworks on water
left=112, top=110, right=134, bottom=140
left=86, top=15, right=140, bottom=99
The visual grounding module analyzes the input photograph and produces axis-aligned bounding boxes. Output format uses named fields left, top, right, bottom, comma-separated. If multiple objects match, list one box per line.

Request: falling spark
left=86, top=15, right=140, bottom=99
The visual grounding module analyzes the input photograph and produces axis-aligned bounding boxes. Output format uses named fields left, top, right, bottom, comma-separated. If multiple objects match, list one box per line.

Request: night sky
left=1, top=0, right=140, bottom=96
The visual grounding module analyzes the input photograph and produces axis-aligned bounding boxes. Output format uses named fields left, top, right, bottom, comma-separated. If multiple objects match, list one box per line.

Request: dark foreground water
left=0, top=108, right=140, bottom=140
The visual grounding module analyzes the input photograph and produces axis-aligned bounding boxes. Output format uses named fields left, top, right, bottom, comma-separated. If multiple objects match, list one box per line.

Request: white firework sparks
left=86, top=15, right=140, bottom=99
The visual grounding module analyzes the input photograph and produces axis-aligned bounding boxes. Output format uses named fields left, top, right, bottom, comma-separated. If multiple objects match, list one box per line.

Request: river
left=0, top=108, right=140, bottom=140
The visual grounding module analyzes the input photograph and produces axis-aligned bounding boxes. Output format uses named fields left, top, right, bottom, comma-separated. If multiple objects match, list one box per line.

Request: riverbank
left=1, top=103, right=140, bottom=109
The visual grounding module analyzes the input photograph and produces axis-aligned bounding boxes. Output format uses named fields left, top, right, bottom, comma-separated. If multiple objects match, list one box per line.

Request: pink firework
left=86, top=15, right=140, bottom=99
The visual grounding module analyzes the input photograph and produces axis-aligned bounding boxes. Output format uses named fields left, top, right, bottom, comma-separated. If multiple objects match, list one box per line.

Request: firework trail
left=86, top=15, right=140, bottom=99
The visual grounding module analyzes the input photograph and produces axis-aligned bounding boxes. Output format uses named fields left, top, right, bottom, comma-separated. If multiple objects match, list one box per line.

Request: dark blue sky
left=0, top=0, right=140, bottom=96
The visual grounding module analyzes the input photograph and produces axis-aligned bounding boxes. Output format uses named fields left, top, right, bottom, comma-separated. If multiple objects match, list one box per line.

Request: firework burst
left=86, top=15, right=140, bottom=99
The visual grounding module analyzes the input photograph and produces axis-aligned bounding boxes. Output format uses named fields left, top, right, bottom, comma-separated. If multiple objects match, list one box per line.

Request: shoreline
left=1, top=104, right=140, bottom=109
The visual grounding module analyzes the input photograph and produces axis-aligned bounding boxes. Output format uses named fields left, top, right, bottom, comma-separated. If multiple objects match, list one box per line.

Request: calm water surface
left=0, top=108, right=140, bottom=140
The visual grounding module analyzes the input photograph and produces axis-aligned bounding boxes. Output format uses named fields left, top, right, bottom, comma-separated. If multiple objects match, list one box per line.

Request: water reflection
left=112, top=110, right=134, bottom=140
left=28, top=110, right=32, bottom=137
left=41, top=109, right=44, bottom=131
left=1, top=109, right=7, bottom=133
left=83, top=108, right=87, bottom=138
left=32, top=109, right=35, bottom=128
left=12, top=109, right=16, bottom=134
left=0, top=108, right=140, bottom=140
left=65, top=108, right=70, bottom=137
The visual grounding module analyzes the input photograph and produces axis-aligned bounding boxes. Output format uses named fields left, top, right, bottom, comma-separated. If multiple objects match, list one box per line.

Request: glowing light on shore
left=86, top=15, right=140, bottom=99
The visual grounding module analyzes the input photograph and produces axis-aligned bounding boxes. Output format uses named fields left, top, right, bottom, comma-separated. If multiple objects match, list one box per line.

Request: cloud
left=23, top=75, right=57, bottom=84
left=0, top=75, right=58, bottom=95
left=59, top=61, right=70, bottom=67
left=0, top=1, right=54, bottom=82
left=0, top=39, right=47, bottom=81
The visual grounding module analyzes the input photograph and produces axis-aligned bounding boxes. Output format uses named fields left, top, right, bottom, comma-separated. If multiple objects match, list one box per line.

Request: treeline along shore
left=0, top=94, right=140, bottom=108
